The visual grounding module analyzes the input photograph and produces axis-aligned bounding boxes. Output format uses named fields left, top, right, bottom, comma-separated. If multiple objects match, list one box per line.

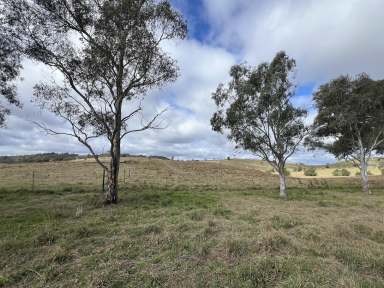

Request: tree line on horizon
left=1, top=0, right=383, bottom=203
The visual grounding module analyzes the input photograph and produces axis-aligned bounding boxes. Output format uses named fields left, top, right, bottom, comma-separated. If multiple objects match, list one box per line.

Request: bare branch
left=121, top=109, right=167, bottom=140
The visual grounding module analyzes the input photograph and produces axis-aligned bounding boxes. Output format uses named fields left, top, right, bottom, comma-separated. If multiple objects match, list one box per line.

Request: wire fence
left=0, top=159, right=383, bottom=191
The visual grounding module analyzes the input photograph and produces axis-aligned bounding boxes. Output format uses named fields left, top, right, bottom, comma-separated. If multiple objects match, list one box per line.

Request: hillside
left=1, top=157, right=384, bottom=191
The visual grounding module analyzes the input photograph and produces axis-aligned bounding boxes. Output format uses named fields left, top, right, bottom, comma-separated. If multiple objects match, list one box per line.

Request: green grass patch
left=1, top=181, right=384, bottom=287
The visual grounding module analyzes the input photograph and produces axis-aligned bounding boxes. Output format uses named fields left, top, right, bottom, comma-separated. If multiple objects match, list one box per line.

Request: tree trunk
left=106, top=136, right=121, bottom=204
left=278, top=170, right=287, bottom=200
left=360, top=159, right=370, bottom=194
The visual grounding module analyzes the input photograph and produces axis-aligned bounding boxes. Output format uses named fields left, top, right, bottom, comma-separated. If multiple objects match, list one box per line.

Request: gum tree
left=308, top=74, right=384, bottom=194
left=211, top=52, right=308, bottom=199
left=3, top=0, right=187, bottom=204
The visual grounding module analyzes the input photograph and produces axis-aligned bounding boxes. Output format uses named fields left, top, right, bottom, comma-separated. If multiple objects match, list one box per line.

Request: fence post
left=102, top=169, right=105, bottom=193
left=32, top=171, right=35, bottom=192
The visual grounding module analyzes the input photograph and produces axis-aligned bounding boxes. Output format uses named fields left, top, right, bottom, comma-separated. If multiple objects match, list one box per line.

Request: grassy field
left=1, top=158, right=384, bottom=287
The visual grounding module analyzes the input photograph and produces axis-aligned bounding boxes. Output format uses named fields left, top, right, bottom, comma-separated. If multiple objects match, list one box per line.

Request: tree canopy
left=309, top=73, right=384, bottom=193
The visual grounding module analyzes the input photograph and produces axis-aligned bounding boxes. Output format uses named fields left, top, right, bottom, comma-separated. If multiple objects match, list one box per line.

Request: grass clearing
left=1, top=158, right=384, bottom=287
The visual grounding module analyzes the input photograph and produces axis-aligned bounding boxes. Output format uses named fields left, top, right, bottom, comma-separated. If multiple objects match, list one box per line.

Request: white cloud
left=203, top=0, right=384, bottom=83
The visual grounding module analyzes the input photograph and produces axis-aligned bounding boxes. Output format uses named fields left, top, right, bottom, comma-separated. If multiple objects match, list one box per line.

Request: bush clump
left=297, top=166, right=303, bottom=172
left=304, top=167, right=317, bottom=176
left=333, top=169, right=351, bottom=176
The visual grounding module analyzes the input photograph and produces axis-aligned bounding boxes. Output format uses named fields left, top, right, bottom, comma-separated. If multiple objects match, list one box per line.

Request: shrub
left=333, top=169, right=350, bottom=176
left=381, top=169, right=384, bottom=176
left=297, top=166, right=303, bottom=172
left=333, top=169, right=341, bottom=176
left=304, top=167, right=317, bottom=176
left=284, top=168, right=290, bottom=176
left=341, top=169, right=351, bottom=176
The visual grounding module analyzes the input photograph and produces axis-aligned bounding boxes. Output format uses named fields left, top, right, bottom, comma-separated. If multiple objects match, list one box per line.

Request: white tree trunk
left=279, top=172, right=287, bottom=199
left=360, top=159, right=370, bottom=194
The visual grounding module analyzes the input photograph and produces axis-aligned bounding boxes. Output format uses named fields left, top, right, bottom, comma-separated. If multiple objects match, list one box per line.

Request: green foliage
left=211, top=52, right=307, bottom=162
left=333, top=169, right=351, bottom=177
left=304, top=167, right=317, bottom=176
left=0, top=30, right=22, bottom=127
left=309, top=74, right=384, bottom=161
left=211, top=52, right=308, bottom=198
left=0, top=275, right=9, bottom=286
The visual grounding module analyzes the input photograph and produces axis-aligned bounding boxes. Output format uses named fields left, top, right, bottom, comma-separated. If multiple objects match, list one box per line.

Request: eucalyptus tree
left=308, top=74, right=384, bottom=194
left=0, top=25, right=21, bottom=126
left=3, top=0, right=187, bottom=204
left=211, top=52, right=308, bottom=199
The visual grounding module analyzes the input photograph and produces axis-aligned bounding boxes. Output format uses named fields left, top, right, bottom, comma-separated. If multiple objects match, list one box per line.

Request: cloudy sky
left=1, top=0, right=384, bottom=163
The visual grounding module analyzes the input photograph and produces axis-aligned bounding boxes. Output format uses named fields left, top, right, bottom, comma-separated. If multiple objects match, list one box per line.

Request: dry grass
left=1, top=158, right=384, bottom=287
left=0, top=157, right=274, bottom=190
left=0, top=157, right=382, bottom=190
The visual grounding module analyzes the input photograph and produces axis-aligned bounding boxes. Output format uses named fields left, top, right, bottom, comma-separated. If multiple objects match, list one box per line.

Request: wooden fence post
left=32, top=171, right=35, bottom=192
left=102, top=169, right=105, bottom=193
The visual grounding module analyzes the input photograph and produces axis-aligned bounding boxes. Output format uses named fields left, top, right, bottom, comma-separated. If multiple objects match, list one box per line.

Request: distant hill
left=0, top=153, right=80, bottom=164
left=0, top=153, right=170, bottom=164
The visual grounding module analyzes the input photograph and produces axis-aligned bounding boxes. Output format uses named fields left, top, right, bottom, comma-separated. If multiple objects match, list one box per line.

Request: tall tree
left=0, top=20, right=21, bottom=126
left=308, top=74, right=384, bottom=193
left=211, top=52, right=308, bottom=199
left=3, top=0, right=187, bottom=204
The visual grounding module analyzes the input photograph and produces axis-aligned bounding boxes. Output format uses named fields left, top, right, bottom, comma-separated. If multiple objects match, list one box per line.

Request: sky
left=1, top=0, right=384, bottom=164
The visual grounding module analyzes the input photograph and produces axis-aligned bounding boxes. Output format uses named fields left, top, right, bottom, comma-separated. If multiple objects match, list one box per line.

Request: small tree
left=308, top=74, right=384, bottom=193
left=4, top=0, right=187, bottom=204
left=0, top=21, right=21, bottom=126
left=211, top=52, right=308, bottom=199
